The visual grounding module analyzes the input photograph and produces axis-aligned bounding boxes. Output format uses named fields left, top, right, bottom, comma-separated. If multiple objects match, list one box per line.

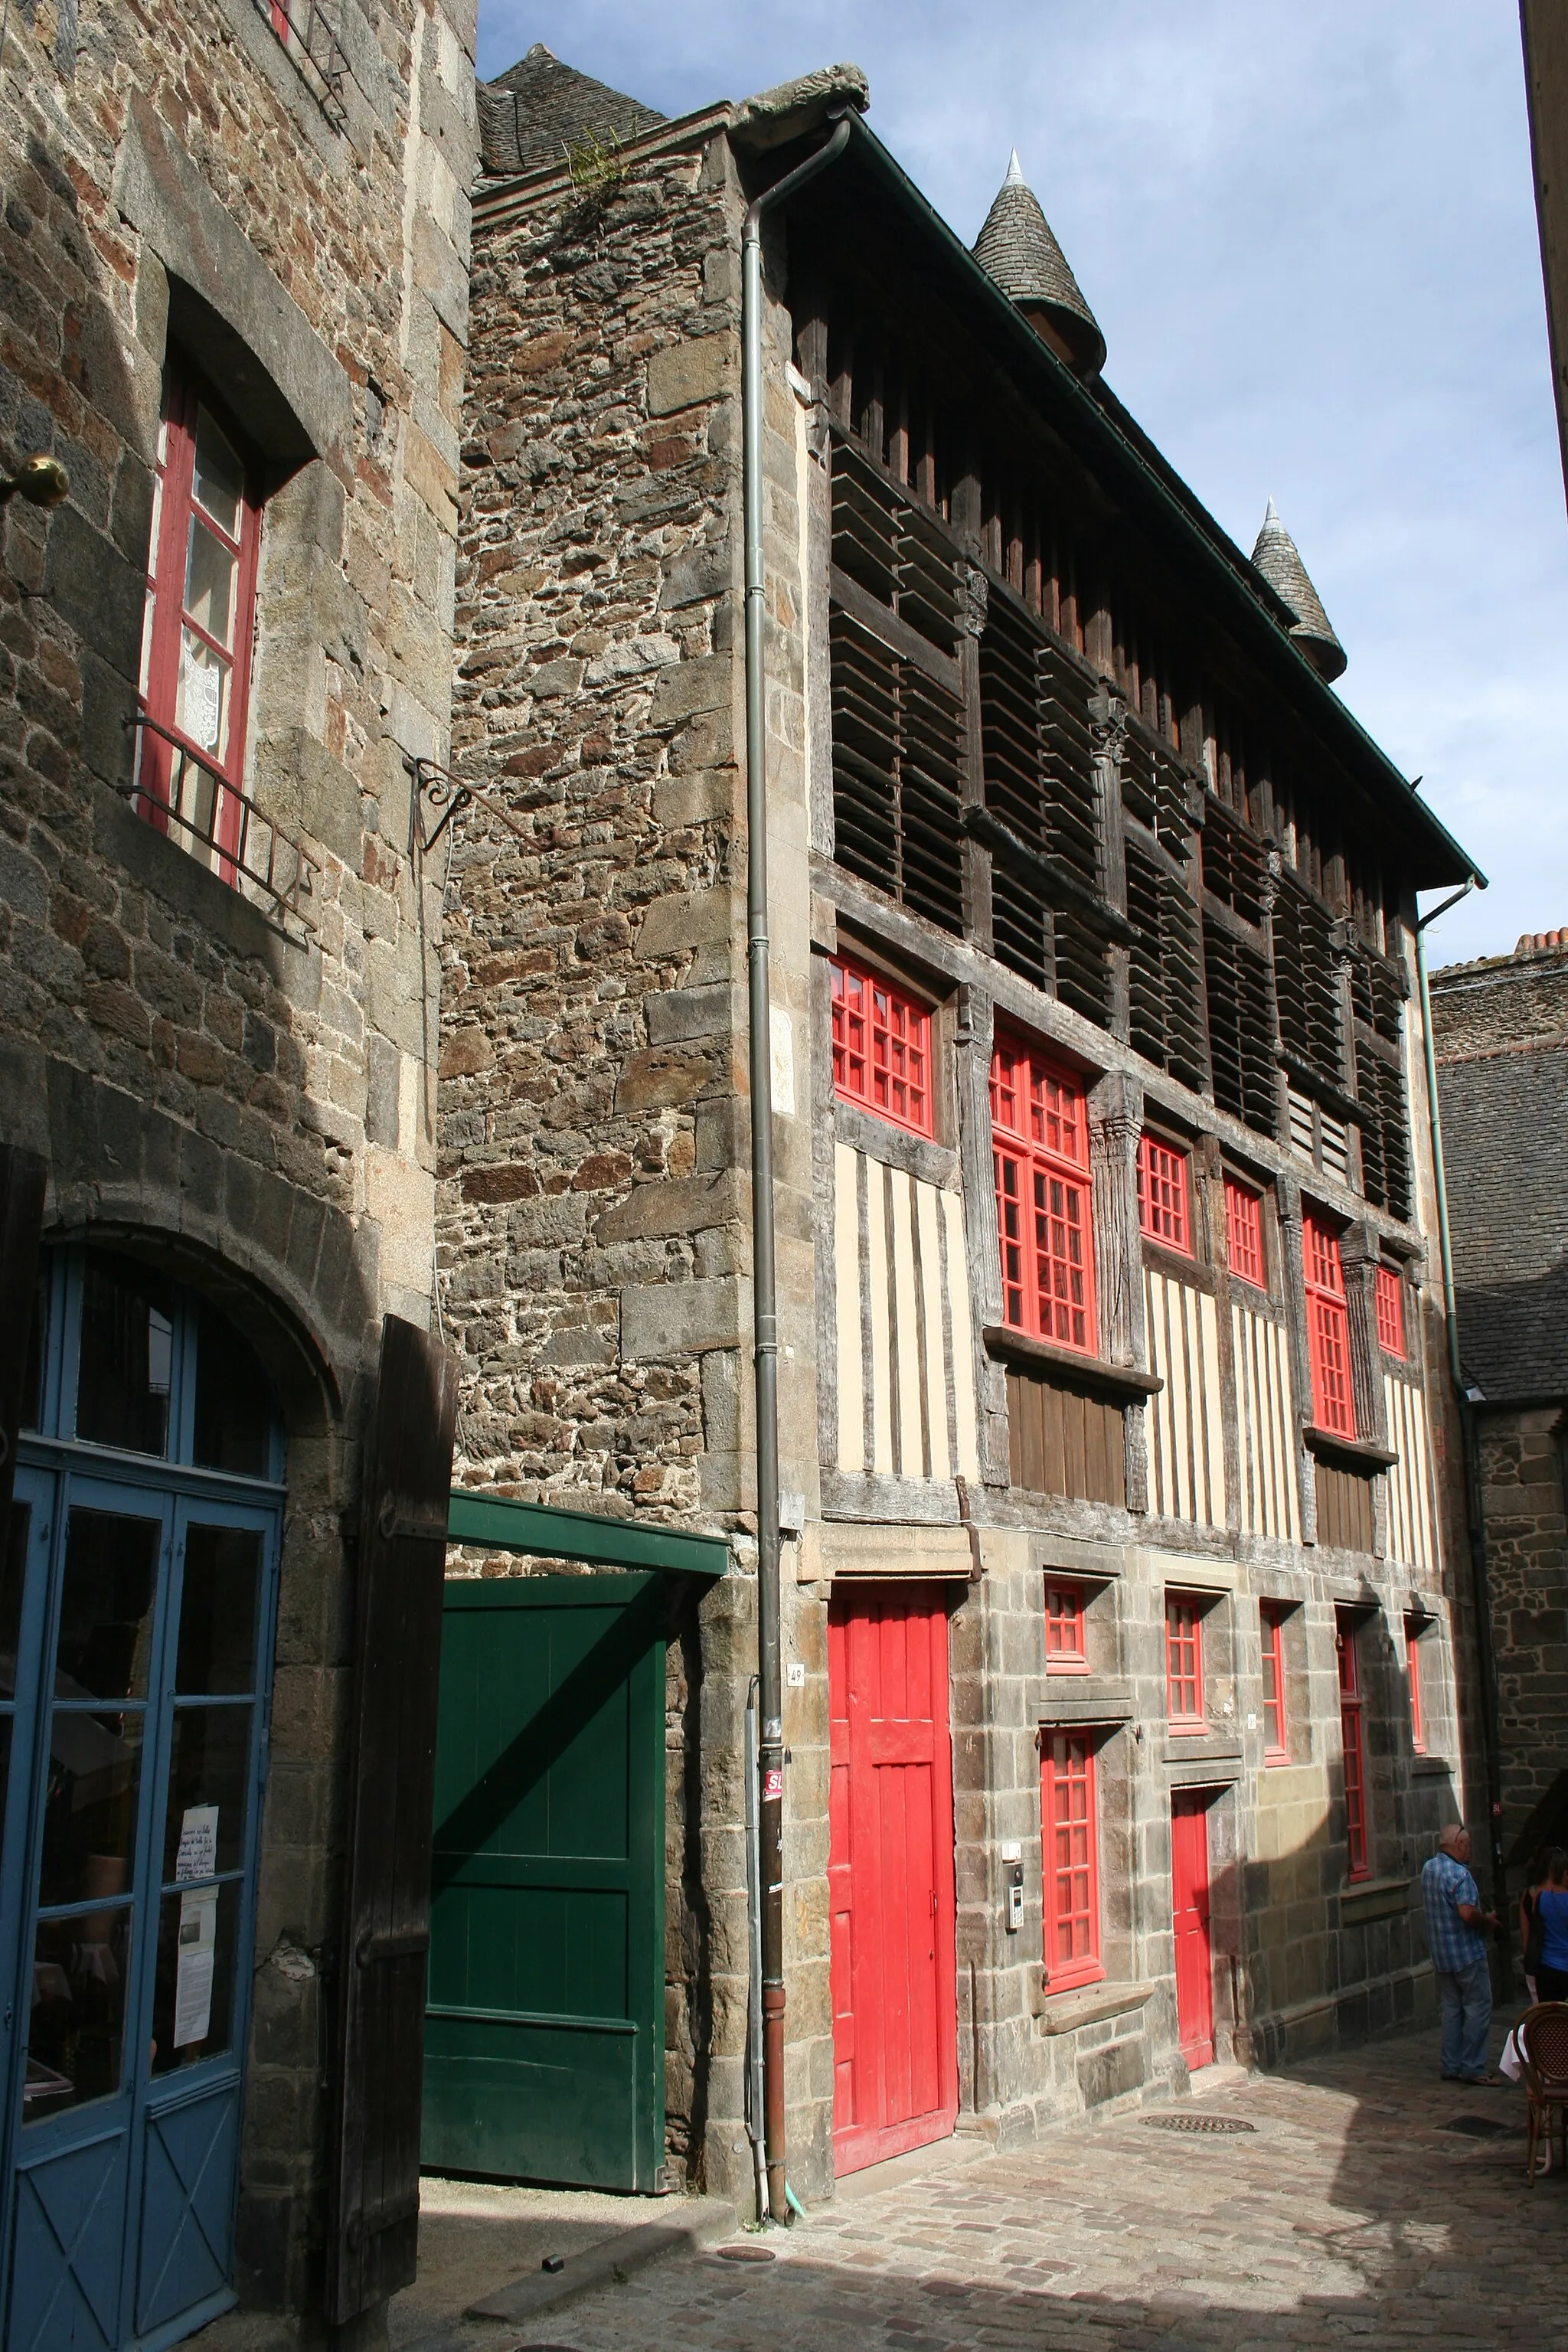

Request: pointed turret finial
left=973, top=152, right=1105, bottom=379
left=1251, top=498, right=1346, bottom=683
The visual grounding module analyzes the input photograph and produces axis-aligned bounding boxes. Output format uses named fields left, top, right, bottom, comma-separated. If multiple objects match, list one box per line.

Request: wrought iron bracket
left=406, top=756, right=472, bottom=857
left=405, top=755, right=531, bottom=858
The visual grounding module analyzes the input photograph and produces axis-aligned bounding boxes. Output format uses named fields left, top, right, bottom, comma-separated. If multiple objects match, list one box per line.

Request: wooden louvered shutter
left=327, top=1314, right=459, bottom=2324
left=0, top=1144, right=47, bottom=1526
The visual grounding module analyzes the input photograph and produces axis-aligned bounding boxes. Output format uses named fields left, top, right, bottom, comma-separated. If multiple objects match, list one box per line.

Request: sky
left=475, top=2, right=1568, bottom=969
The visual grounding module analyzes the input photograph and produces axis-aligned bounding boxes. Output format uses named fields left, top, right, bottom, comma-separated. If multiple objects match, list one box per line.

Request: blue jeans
left=1436, top=1955, right=1493, bottom=2078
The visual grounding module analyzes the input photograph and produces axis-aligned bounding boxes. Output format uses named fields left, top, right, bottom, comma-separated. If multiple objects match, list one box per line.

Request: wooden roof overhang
left=447, top=1488, right=730, bottom=1578
left=776, top=116, right=1484, bottom=894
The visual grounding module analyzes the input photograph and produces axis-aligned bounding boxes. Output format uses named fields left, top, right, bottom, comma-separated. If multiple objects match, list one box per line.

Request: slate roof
left=479, top=43, right=665, bottom=179
left=972, top=152, right=1106, bottom=377
left=1250, top=498, right=1346, bottom=683
left=1432, top=950, right=1568, bottom=1401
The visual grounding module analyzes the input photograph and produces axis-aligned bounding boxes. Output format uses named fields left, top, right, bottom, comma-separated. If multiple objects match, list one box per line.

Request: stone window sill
left=1034, top=1978, right=1153, bottom=2035
left=1339, top=1875, right=1411, bottom=1925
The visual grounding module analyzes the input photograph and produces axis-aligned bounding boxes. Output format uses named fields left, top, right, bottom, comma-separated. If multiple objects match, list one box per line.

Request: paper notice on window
left=175, top=1805, right=219, bottom=1883
left=173, top=1886, right=218, bottom=2049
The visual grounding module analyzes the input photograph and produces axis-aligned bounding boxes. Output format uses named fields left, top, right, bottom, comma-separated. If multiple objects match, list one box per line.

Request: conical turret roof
left=973, top=152, right=1106, bottom=378
left=1250, top=498, right=1346, bottom=683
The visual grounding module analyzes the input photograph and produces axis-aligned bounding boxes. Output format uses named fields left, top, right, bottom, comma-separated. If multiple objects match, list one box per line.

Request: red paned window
left=1376, top=1264, right=1406, bottom=1359
left=1045, top=1581, right=1088, bottom=1673
left=1040, top=1730, right=1102, bottom=1989
left=1337, top=1611, right=1369, bottom=1879
left=1304, top=1215, right=1356, bottom=1439
left=1165, top=1594, right=1204, bottom=1730
left=1137, top=1134, right=1191, bottom=1254
left=990, top=1037, right=1096, bottom=1354
left=1259, top=1604, right=1289, bottom=1763
left=138, top=361, right=262, bottom=874
left=830, top=956, right=934, bottom=1138
left=1405, top=1616, right=1426, bottom=1754
left=1225, top=1175, right=1265, bottom=1289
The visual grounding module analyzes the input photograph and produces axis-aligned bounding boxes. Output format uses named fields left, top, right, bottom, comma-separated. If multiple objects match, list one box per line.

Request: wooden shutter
left=327, top=1314, right=459, bottom=2325
left=0, top=1143, right=47, bottom=1527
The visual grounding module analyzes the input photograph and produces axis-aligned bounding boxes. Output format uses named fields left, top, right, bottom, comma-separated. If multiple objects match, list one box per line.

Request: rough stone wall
left=443, top=139, right=744, bottom=1523
left=447, top=120, right=837, bottom=2202
left=1478, top=1406, right=1568, bottom=1854
left=0, top=0, right=475, bottom=2321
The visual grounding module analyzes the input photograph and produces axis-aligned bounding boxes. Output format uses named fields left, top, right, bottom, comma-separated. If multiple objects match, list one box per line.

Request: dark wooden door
left=422, top=1573, right=666, bottom=2191
left=1171, top=1790, right=1214, bottom=2069
left=828, top=1583, right=957, bottom=2175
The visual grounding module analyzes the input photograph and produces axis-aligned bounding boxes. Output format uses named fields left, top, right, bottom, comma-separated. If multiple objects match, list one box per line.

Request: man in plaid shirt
left=1421, top=1824, right=1501, bottom=2082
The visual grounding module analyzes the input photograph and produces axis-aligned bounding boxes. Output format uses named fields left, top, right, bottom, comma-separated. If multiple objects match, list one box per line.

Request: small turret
left=972, top=151, right=1106, bottom=380
left=1250, top=498, right=1346, bottom=683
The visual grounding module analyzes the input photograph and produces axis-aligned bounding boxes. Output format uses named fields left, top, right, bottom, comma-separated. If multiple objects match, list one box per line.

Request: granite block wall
left=0, top=0, right=475, bottom=2321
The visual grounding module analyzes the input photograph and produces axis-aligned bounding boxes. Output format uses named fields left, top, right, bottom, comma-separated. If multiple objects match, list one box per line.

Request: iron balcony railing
left=126, top=713, right=318, bottom=939
left=255, top=0, right=349, bottom=132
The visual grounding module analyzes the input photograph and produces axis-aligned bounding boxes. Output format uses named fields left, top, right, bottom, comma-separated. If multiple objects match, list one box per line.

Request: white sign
left=173, top=1886, right=218, bottom=2049
left=769, top=1006, right=795, bottom=1118
left=175, top=1805, right=219, bottom=1884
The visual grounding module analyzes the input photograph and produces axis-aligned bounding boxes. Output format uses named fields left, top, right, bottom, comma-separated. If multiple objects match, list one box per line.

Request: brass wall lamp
left=0, top=454, right=70, bottom=506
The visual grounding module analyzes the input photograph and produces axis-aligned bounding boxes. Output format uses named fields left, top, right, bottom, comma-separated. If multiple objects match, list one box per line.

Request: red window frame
left=990, top=1035, right=1096, bottom=1355
left=1375, top=1264, right=1406, bottom=1359
left=1259, top=1603, right=1289, bottom=1764
left=1337, top=1610, right=1369, bottom=1879
left=1040, top=1730, right=1102, bottom=1989
left=830, top=954, right=934, bottom=1138
left=1405, top=1615, right=1426, bottom=1754
left=1137, top=1133, right=1191, bottom=1255
left=138, top=358, right=263, bottom=876
left=1044, top=1580, right=1088, bottom=1673
left=1304, top=1214, right=1356, bottom=1439
left=1224, top=1174, right=1265, bottom=1289
left=1165, top=1593, right=1204, bottom=1730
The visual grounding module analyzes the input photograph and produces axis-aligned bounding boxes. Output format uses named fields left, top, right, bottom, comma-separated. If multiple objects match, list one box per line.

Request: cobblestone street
left=394, top=2019, right=1568, bottom=2352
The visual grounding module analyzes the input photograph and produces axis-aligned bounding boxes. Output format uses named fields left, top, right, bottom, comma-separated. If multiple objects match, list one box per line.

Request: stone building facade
left=440, top=50, right=1482, bottom=2212
left=0, top=0, right=473, bottom=2341
left=1430, top=935, right=1568, bottom=1872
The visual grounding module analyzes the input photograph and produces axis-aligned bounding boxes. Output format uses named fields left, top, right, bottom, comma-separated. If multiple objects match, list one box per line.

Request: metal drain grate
left=1143, top=2112, right=1257, bottom=2135
left=1440, top=2114, right=1513, bottom=2138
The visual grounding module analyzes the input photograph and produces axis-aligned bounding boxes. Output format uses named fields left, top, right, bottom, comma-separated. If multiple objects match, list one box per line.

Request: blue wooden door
left=2, top=1250, right=283, bottom=2351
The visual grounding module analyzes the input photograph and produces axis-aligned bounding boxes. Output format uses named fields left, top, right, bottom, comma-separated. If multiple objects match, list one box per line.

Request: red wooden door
left=828, top=1584, right=958, bottom=2174
left=1171, top=1791, right=1214, bottom=2069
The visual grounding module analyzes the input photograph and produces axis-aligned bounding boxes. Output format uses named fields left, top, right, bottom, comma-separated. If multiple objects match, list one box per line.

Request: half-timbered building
left=441, top=50, right=1482, bottom=2209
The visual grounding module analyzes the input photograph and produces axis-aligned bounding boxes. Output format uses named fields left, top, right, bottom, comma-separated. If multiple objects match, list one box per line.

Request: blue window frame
left=2, top=1247, right=284, bottom=2352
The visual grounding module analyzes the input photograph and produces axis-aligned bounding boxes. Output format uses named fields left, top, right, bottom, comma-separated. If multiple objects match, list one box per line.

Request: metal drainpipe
left=741, top=112, right=852, bottom=2226
left=1416, top=884, right=1508, bottom=1945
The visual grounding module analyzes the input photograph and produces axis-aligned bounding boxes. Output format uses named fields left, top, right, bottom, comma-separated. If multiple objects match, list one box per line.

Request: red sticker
left=763, top=1768, right=783, bottom=1801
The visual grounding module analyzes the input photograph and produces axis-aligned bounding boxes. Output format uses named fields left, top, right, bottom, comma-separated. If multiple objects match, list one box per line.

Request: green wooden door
left=422, top=1573, right=666, bottom=2190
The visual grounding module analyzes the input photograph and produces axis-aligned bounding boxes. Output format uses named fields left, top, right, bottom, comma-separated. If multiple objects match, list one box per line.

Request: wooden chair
left=1517, top=2003, right=1568, bottom=2183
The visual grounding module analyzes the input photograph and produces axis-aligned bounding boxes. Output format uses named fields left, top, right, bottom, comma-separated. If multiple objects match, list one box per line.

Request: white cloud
left=476, top=0, right=1568, bottom=963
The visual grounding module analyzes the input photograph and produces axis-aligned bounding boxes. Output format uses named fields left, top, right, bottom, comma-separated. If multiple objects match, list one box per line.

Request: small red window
left=1165, top=1594, right=1204, bottom=1729
left=137, top=360, right=263, bottom=875
left=1337, top=1610, right=1369, bottom=1880
left=1304, top=1215, right=1356, bottom=1439
left=1137, top=1135, right=1190, bottom=1254
left=1040, top=1730, right=1102, bottom=1989
left=991, top=1037, right=1096, bottom=1355
left=1376, top=1265, right=1405, bottom=1359
left=1260, top=1604, right=1289, bottom=1763
left=830, top=955, right=934, bottom=1137
left=1045, top=1581, right=1088, bottom=1672
left=1405, top=1615, right=1426, bottom=1754
left=1225, top=1176, right=1265, bottom=1289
